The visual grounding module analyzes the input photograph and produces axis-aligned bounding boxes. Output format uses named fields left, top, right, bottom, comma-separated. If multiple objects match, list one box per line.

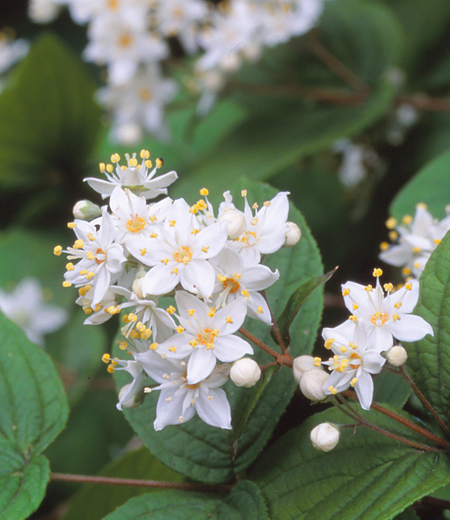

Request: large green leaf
left=102, top=481, right=269, bottom=520
left=250, top=407, right=450, bottom=520
left=169, top=0, right=402, bottom=203
left=115, top=180, right=323, bottom=483
left=403, top=231, right=450, bottom=427
left=0, top=313, right=69, bottom=519
left=390, top=148, right=450, bottom=221
left=62, top=446, right=186, bottom=520
left=0, top=33, right=101, bottom=188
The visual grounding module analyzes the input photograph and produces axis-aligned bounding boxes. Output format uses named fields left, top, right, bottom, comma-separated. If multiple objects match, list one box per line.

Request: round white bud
left=284, top=222, right=301, bottom=247
left=299, top=369, right=329, bottom=401
left=387, top=345, right=408, bottom=367
left=310, top=423, right=340, bottom=452
left=132, top=277, right=145, bottom=299
left=118, top=383, right=144, bottom=409
left=293, top=355, right=321, bottom=384
left=73, top=200, right=102, bottom=221
left=218, top=209, right=246, bottom=240
left=230, top=358, right=261, bottom=388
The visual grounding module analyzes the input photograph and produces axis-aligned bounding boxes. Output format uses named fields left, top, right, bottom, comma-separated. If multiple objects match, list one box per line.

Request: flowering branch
left=50, top=473, right=232, bottom=493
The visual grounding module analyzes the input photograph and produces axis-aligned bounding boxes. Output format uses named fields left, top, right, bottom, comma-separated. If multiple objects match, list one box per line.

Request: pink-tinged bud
left=284, top=222, right=301, bottom=247
left=230, top=358, right=261, bottom=388
left=300, top=369, right=329, bottom=401
left=387, top=345, right=407, bottom=367
left=218, top=209, right=246, bottom=239
left=293, top=355, right=320, bottom=383
left=310, top=423, right=340, bottom=451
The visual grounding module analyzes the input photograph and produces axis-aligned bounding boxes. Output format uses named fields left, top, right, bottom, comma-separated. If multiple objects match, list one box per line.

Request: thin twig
left=238, top=327, right=280, bottom=360
left=50, top=473, right=232, bottom=493
left=399, top=365, right=450, bottom=437
left=261, top=289, right=288, bottom=353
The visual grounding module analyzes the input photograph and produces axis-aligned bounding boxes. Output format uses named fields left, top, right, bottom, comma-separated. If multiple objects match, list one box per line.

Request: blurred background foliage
left=1, top=0, right=450, bottom=518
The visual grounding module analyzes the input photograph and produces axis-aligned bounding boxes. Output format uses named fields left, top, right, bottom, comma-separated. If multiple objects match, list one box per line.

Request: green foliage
left=62, top=446, right=186, bottom=520
left=403, top=231, right=450, bottom=427
left=114, top=179, right=323, bottom=483
left=0, top=33, right=101, bottom=189
left=390, top=148, right=450, bottom=220
left=102, top=481, right=268, bottom=520
left=250, top=407, right=450, bottom=520
left=0, top=313, right=69, bottom=519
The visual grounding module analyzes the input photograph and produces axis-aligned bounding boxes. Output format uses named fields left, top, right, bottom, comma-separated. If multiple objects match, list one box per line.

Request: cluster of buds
left=55, top=150, right=300, bottom=430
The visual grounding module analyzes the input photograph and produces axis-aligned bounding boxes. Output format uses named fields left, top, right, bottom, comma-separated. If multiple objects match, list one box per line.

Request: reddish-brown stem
left=261, top=289, right=288, bottom=354
left=238, top=328, right=293, bottom=368
left=50, top=473, right=232, bottom=493
left=399, top=365, right=450, bottom=437
left=343, top=390, right=450, bottom=448
left=307, top=34, right=370, bottom=93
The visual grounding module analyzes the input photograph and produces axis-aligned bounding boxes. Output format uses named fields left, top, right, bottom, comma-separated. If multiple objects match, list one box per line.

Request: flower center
left=371, top=311, right=389, bottom=327
left=222, top=277, right=240, bottom=293
left=126, top=215, right=146, bottom=233
left=196, top=328, right=219, bottom=349
left=349, top=352, right=362, bottom=370
left=240, top=231, right=257, bottom=246
left=174, top=246, right=193, bottom=265
left=95, top=247, right=105, bottom=265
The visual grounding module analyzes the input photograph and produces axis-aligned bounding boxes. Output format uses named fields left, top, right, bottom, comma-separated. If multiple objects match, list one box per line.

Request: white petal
left=213, top=335, right=253, bottom=363
left=195, top=387, right=231, bottom=429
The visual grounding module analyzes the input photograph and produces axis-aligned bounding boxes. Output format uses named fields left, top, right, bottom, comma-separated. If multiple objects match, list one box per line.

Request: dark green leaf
left=250, top=407, right=450, bottom=520
left=0, top=33, right=101, bottom=188
left=403, top=231, right=450, bottom=427
left=372, top=371, right=411, bottom=409
left=277, top=267, right=337, bottom=346
left=62, top=446, right=186, bottom=520
left=102, top=481, right=268, bottom=520
left=116, top=179, right=323, bottom=483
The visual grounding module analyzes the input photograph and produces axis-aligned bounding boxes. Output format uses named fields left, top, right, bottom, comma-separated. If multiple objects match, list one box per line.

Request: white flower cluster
left=379, top=203, right=450, bottom=279
left=55, top=149, right=297, bottom=430
left=298, top=268, right=433, bottom=410
left=29, top=0, right=325, bottom=142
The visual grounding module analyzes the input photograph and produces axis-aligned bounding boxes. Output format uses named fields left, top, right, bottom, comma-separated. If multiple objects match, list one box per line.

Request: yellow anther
left=87, top=233, right=95, bottom=241
left=169, top=220, right=176, bottom=227
left=62, top=281, right=72, bottom=288
left=402, top=215, right=413, bottom=225
left=250, top=218, right=258, bottom=226
left=350, top=378, right=358, bottom=387
left=388, top=230, right=398, bottom=241
left=263, top=201, right=271, bottom=207
left=393, top=314, right=401, bottom=322
left=349, top=342, right=358, bottom=350
left=176, top=326, right=184, bottom=334
left=200, top=188, right=209, bottom=196
left=188, top=309, right=195, bottom=316
left=201, top=246, right=209, bottom=253
left=405, top=282, right=412, bottom=291
left=252, top=203, right=259, bottom=209
left=349, top=315, right=358, bottom=323
left=365, top=285, right=373, bottom=292
left=256, top=306, right=263, bottom=314
left=340, top=346, right=348, bottom=353
left=156, top=158, right=163, bottom=168
left=394, top=302, right=402, bottom=309
left=140, top=149, right=150, bottom=159
left=416, top=202, right=427, bottom=210
left=171, top=267, right=178, bottom=275
left=102, top=353, right=111, bottom=363
left=373, top=268, right=383, bottom=277
left=86, top=272, right=95, bottom=280
left=67, top=222, right=77, bottom=229
left=150, top=342, right=158, bottom=350
left=190, top=205, right=199, bottom=214
left=161, top=258, right=169, bottom=265
left=328, top=386, right=338, bottom=395
left=140, top=248, right=147, bottom=256
left=402, top=267, right=411, bottom=276
left=208, top=307, right=216, bottom=318
left=434, top=239, right=441, bottom=245
left=191, top=228, right=199, bottom=235
left=413, top=247, right=421, bottom=254
left=107, top=365, right=115, bottom=373
left=99, top=162, right=106, bottom=172
left=66, top=262, right=74, bottom=271
left=324, top=338, right=334, bottom=349
left=74, top=239, right=84, bottom=249
left=167, top=306, right=176, bottom=314
left=119, top=342, right=128, bottom=350
left=189, top=339, right=198, bottom=347
left=241, top=289, right=250, bottom=299
left=106, top=164, right=114, bottom=173
left=241, top=190, right=247, bottom=197
left=342, top=288, right=350, bottom=296
left=225, top=317, right=233, bottom=324
left=313, top=357, right=321, bottom=366
left=87, top=252, right=95, bottom=260
left=380, top=242, right=389, bottom=251
left=383, top=283, right=393, bottom=292
left=53, top=245, right=62, bottom=256
left=169, top=346, right=177, bottom=353
left=385, top=217, right=397, bottom=229
left=111, top=153, right=120, bottom=163
left=145, top=159, right=153, bottom=168
left=218, top=274, right=227, bottom=282
left=352, top=303, right=358, bottom=310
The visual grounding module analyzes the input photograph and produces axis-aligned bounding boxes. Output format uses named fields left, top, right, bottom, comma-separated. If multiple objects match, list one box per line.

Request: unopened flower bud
left=118, top=383, right=144, bottom=409
left=310, top=422, right=340, bottom=452
left=73, top=200, right=102, bottom=221
left=218, top=209, right=246, bottom=239
left=284, top=222, right=301, bottom=247
left=387, top=345, right=407, bottom=367
left=293, top=355, right=321, bottom=383
left=132, top=277, right=145, bottom=299
left=299, top=369, right=329, bottom=401
left=230, top=358, right=261, bottom=388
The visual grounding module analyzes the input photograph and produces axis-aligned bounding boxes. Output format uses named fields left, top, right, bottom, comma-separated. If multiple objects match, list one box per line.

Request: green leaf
left=372, top=371, right=411, bottom=409
left=277, top=267, right=337, bottom=346
left=170, top=0, right=402, bottom=203
left=0, top=313, right=69, bottom=519
left=0, top=33, right=101, bottom=189
left=116, top=179, right=323, bottom=483
left=390, top=148, right=450, bottom=221
left=249, top=407, right=450, bottom=520
left=102, top=481, right=268, bottom=520
left=403, top=231, right=450, bottom=427
left=62, top=446, right=186, bottom=520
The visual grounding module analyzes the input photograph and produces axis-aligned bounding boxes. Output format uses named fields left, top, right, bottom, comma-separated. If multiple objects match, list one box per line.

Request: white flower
left=59, top=208, right=126, bottom=307
left=0, top=278, right=68, bottom=346
left=310, top=422, right=340, bottom=452
left=127, top=198, right=228, bottom=298
left=76, top=286, right=118, bottom=325
left=85, top=150, right=178, bottom=200
left=229, top=191, right=291, bottom=265
left=156, top=291, right=252, bottom=385
left=321, top=321, right=386, bottom=410
left=230, top=358, right=261, bottom=387
left=341, top=269, right=434, bottom=352
left=212, top=246, right=279, bottom=325
left=0, top=31, right=29, bottom=75
left=137, top=351, right=232, bottom=430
